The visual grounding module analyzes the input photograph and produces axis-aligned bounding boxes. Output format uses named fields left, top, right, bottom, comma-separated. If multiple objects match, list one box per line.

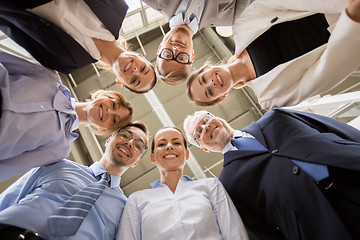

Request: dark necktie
left=230, top=136, right=328, bottom=181
left=48, top=172, right=110, bottom=236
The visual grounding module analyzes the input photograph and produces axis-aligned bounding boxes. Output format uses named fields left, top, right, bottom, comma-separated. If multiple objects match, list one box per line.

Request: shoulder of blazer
left=84, top=0, right=129, bottom=38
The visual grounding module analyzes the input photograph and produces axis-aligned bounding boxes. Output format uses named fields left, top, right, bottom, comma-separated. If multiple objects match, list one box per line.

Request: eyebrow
left=145, top=68, right=150, bottom=75
left=158, top=136, right=182, bottom=143
left=135, top=79, right=140, bottom=87
left=205, top=90, right=209, bottom=98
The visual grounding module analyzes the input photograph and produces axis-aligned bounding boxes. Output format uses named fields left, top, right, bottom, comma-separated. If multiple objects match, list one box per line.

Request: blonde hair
left=155, top=63, right=191, bottom=86
left=89, top=90, right=133, bottom=136
left=96, top=37, right=130, bottom=72
left=96, top=38, right=156, bottom=93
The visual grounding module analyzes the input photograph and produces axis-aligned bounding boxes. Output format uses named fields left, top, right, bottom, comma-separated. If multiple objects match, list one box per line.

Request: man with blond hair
left=184, top=108, right=360, bottom=240
left=143, top=0, right=253, bottom=85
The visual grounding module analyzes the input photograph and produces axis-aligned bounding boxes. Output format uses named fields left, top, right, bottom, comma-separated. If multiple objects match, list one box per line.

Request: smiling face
left=112, top=51, right=156, bottom=93
left=87, top=95, right=131, bottom=131
left=186, top=112, right=233, bottom=152
left=156, top=26, right=194, bottom=77
left=106, top=126, right=148, bottom=168
left=150, top=128, right=189, bottom=172
left=189, top=65, right=234, bottom=104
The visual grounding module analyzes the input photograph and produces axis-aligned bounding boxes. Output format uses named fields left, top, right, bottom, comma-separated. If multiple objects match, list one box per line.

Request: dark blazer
left=0, top=0, right=128, bottom=74
left=219, top=108, right=360, bottom=240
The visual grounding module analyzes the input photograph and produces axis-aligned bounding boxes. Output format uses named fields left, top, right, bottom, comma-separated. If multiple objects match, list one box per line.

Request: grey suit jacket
left=143, top=0, right=253, bottom=29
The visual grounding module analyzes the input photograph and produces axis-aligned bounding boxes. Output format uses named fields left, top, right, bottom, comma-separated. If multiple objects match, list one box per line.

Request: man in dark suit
left=0, top=0, right=128, bottom=74
left=183, top=108, right=360, bottom=240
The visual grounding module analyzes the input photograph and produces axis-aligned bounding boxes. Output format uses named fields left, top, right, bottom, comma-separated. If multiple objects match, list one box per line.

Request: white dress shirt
left=117, top=176, right=248, bottom=240
left=27, top=0, right=115, bottom=60
left=222, top=130, right=255, bottom=154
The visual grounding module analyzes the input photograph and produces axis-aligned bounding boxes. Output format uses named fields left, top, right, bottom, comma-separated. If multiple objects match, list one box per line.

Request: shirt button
left=270, top=16, right=278, bottom=23
left=184, top=19, right=190, bottom=24
left=271, top=149, right=278, bottom=154
left=293, top=166, right=299, bottom=175
left=39, top=105, right=44, bottom=109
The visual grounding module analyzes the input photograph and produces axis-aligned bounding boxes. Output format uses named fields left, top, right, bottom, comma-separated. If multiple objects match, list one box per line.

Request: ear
left=105, top=137, right=111, bottom=147
left=132, top=159, right=141, bottom=168
left=201, top=147, right=210, bottom=153
left=185, top=149, right=190, bottom=160
left=150, top=153, right=156, bottom=163
left=98, top=127, right=108, bottom=132
left=116, top=78, right=124, bottom=87
left=191, top=50, right=195, bottom=62
left=220, top=92, right=229, bottom=100
left=204, top=65, right=211, bottom=70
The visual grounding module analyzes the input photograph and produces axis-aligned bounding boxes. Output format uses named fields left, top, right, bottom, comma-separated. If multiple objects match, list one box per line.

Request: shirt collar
left=53, top=85, right=79, bottom=141
left=70, top=98, right=79, bottom=131
left=150, top=175, right=193, bottom=188
left=222, top=130, right=244, bottom=154
left=90, top=162, right=121, bottom=189
left=169, top=12, right=199, bottom=34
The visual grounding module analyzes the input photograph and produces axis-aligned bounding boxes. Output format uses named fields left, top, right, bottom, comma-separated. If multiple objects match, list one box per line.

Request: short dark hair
left=113, top=121, right=149, bottom=141
left=151, top=127, right=188, bottom=153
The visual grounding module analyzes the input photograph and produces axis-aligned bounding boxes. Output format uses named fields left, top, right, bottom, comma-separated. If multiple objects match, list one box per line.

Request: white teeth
left=118, top=147, right=128, bottom=156
left=124, top=61, right=132, bottom=72
left=216, top=74, right=223, bottom=86
left=164, top=154, right=176, bottom=159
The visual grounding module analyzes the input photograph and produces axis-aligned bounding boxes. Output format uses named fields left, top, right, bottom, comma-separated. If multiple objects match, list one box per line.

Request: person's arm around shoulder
left=116, top=193, right=141, bottom=240
left=210, top=178, right=249, bottom=240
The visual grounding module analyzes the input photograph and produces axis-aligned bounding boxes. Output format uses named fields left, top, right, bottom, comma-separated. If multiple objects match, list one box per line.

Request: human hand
left=346, top=0, right=360, bottom=22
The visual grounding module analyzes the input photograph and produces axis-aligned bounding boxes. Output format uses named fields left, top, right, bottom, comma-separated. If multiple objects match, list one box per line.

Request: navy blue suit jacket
left=0, top=0, right=128, bottom=74
left=219, top=108, right=360, bottom=240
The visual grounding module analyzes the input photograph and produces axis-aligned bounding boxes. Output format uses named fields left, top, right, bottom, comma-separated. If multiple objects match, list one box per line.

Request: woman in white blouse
left=186, top=0, right=360, bottom=110
left=117, top=127, right=249, bottom=240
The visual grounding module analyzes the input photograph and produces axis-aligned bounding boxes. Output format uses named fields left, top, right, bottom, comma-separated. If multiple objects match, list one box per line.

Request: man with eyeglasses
left=183, top=109, right=360, bottom=240
left=0, top=121, right=149, bottom=239
left=143, top=0, right=254, bottom=85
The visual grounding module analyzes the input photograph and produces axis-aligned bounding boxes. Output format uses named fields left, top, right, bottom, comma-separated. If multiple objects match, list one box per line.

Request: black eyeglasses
left=157, top=48, right=193, bottom=65
left=116, top=129, right=148, bottom=155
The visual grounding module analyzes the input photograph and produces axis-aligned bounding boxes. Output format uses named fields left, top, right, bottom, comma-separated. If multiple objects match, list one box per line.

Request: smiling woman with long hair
left=117, top=127, right=249, bottom=240
left=0, top=0, right=156, bottom=93
left=0, top=51, right=133, bottom=182
left=187, top=0, right=360, bottom=109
